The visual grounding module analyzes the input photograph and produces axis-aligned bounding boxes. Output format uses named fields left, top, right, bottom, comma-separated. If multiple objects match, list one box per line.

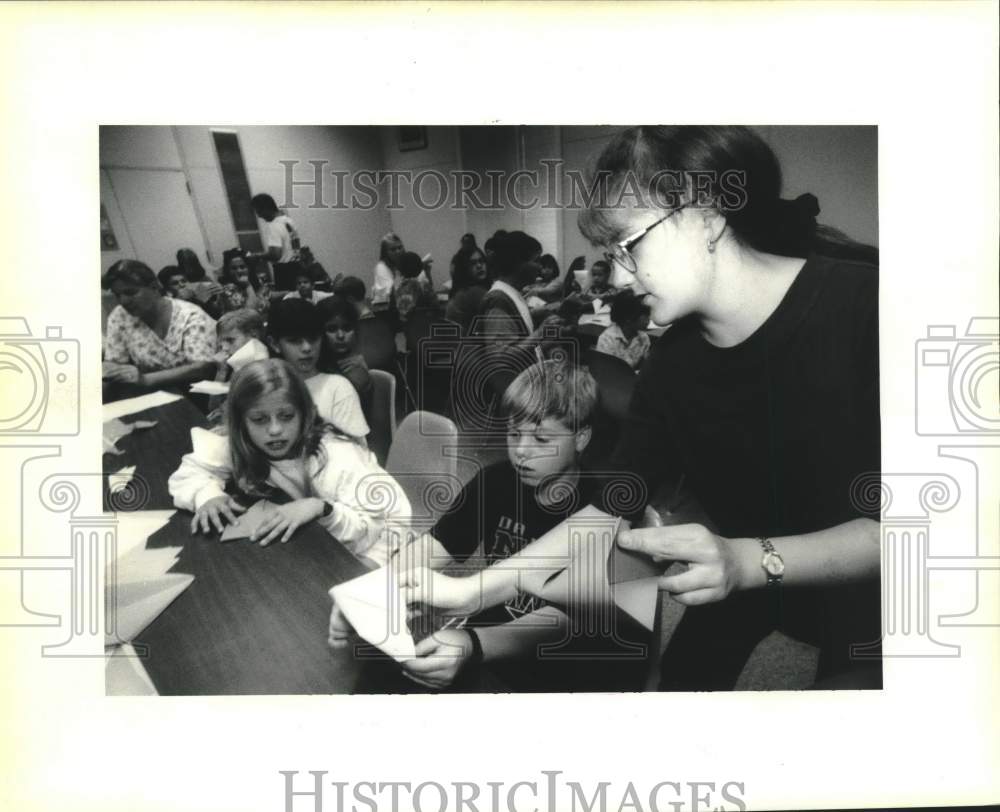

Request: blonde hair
left=501, top=360, right=597, bottom=433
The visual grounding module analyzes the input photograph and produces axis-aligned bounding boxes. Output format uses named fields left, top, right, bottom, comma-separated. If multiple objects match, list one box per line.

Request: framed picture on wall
left=398, top=125, right=427, bottom=151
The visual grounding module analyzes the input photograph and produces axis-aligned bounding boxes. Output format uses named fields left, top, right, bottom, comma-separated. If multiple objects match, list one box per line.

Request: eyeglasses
left=606, top=207, right=685, bottom=275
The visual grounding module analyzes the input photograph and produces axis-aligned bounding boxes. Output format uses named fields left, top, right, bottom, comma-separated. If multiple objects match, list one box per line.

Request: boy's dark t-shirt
left=432, top=460, right=597, bottom=627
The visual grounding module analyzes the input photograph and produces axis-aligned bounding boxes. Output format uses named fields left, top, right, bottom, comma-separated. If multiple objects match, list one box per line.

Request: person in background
left=333, top=275, right=375, bottom=320
left=584, top=259, right=618, bottom=302
left=317, top=295, right=374, bottom=421
left=267, top=298, right=370, bottom=444
left=250, top=193, right=301, bottom=290
left=176, top=248, right=211, bottom=282
left=595, top=290, right=651, bottom=370
left=561, top=255, right=587, bottom=297
left=219, top=247, right=265, bottom=315
left=371, top=232, right=432, bottom=306
left=483, top=229, right=508, bottom=261
left=284, top=267, right=333, bottom=303
left=522, top=253, right=563, bottom=304
left=102, top=259, right=216, bottom=397
left=299, top=246, right=334, bottom=291
left=445, top=247, right=490, bottom=335
left=168, top=358, right=409, bottom=565
left=158, top=265, right=191, bottom=300
left=392, top=251, right=438, bottom=325
left=206, top=308, right=270, bottom=424
left=448, top=232, right=479, bottom=286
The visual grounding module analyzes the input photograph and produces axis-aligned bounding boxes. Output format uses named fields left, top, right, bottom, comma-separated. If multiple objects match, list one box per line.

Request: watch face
left=763, top=551, right=785, bottom=576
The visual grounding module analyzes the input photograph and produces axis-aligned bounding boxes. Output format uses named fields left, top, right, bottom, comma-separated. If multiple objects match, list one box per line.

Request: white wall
left=379, top=126, right=465, bottom=285
left=100, top=125, right=393, bottom=289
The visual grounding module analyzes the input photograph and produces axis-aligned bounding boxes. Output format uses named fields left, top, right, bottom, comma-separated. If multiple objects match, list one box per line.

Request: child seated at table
left=206, top=308, right=270, bottom=424
left=316, top=295, right=374, bottom=421
left=267, top=299, right=370, bottom=444
left=284, top=267, right=333, bottom=303
left=329, top=359, right=643, bottom=691
left=522, top=253, right=563, bottom=304
left=595, top=291, right=651, bottom=370
left=584, top=259, right=617, bottom=302
left=168, top=358, right=410, bottom=564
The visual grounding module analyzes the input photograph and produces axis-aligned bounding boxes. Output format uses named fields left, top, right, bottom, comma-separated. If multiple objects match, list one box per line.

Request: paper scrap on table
left=189, top=380, right=230, bottom=396
left=110, top=510, right=177, bottom=558
left=226, top=337, right=270, bottom=371
left=108, top=465, right=136, bottom=493
left=108, top=543, right=182, bottom=587
left=102, top=390, right=182, bottom=422
left=103, top=418, right=157, bottom=454
left=330, top=567, right=416, bottom=662
left=219, top=500, right=279, bottom=542
left=105, top=573, right=194, bottom=646
left=105, top=644, right=159, bottom=696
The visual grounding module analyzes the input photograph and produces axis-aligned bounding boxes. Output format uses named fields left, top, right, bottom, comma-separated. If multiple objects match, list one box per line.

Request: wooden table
left=103, top=397, right=208, bottom=511
left=135, top=513, right=410, bottom=695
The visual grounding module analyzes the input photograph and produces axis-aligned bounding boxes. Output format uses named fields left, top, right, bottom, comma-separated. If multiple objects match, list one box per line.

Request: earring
left=707, top=239, right=717, bottom=254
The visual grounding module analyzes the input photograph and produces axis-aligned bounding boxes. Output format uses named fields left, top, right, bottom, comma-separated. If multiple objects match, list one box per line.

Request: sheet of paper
left=608, top=542, right=663, bottom=585
left=226, top=337, right=270, bottom=371
left=189, top=380, right=229, bottom=396
left=102, top=390, right=182, bottom=422
left=219, top=500, right=279, bottom=542
left=612, top=576, right=660, bottom=632
left=105, top=644, right=159, bottom=696
left=110, top=511, right=177, bottom=558
left=330, top=567, right=416, bottom=662
left=108, top=544, right=182, bottom=586
left=108, top=465, right=136, bottom=494
left=105, top=573, right=194, bottom=646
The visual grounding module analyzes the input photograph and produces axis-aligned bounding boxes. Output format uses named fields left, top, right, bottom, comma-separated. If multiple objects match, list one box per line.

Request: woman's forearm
left=730, top=517, right=881, bottom=591
left=141, top=361, right=216, bottom=389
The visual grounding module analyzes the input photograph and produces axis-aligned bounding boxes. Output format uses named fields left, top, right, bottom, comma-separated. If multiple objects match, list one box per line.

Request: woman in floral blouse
left=102, top=260, right=217, bottom=396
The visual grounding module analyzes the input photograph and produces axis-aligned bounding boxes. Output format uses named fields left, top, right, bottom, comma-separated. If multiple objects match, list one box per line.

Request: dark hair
left=460, top=233, right=477, bottom=249
left=294, top=266, right=313, bottom=283
left=591, top=259, right=611, bottom=277
left=226, top=359, right=326, bottom=495
left=398, top=251, right=424, bottom=280
left=267, top=298, right=324, bottom=341
left=483, top=229, right=508, bottom=255
left=221, top=248, right=249, bottom=285
left=251, top=193, right=279, bottom=220
left=176, top=248, right=207, bottom=282
left=578, top=126, right=877, bottom=263
left=610, top=289, right=649, bottom=326
left=157, top=265, right=186, bottom=289
left=316, top=294, right=359, bottom=330
left=333, top=275, right=366, bottom=301
left=102, top=259, right=159, bottom=291
left=562, top=255, right=587, bottom=297
left=538, top=254, right=560, bottom=279
left=490, top=231, right=542, bottom=281
left=451, top=248, right=488, bottom=295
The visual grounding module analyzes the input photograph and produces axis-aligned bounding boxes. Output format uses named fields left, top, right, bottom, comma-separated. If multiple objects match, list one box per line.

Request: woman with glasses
left=395, top=125, right=881, bottom=691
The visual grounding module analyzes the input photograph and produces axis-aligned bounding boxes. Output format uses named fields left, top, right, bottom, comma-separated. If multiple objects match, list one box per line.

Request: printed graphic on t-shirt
left=491, top=515, right=544, bottom=621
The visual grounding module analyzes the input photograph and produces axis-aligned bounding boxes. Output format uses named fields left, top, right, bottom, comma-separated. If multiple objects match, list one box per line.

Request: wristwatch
left=758, top=537, right=785, bottom=588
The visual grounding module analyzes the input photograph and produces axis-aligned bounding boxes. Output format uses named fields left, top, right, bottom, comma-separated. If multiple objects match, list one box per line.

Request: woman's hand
left=401, top=629, right=474, bottom=690
left=191, top=495, right=247, bottom=535
left=617, top=523, right=747, bottom=606
left=251, top=498, right=325, bottom=546
left=397, top=567, right=483, bottom=617
left=103, top=363, right=141, bottom=384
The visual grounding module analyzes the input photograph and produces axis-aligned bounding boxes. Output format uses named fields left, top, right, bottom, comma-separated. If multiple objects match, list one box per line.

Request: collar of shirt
left=490, top=280, right=533, bottom=334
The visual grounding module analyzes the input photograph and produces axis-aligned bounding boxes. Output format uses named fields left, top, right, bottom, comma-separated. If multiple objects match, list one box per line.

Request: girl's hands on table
left=191, top=495, right=247, bottom=534
left=250, top=497, right=326, bottom=546
left=401, top=629, right=474, bottom=689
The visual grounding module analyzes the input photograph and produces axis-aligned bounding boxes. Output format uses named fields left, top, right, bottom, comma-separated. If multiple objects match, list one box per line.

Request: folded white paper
left=105, top=573, right=194, bottom=646
left=105, top=644, right=159, bottom=696
left=330, top=567, right=416, bottom=662
left=108, top=465, right=136, bottom=493
left=189, top=380, right=230, bottom=396
left=102, top=391, right=182, bottom=422
left=226, top=337, right=270, bottom=371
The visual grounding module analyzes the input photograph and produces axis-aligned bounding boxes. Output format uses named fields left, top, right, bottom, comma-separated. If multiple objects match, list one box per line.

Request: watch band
left=465, top=628, right=484, bottom=667
left=758, top=536, right=784, bottom=588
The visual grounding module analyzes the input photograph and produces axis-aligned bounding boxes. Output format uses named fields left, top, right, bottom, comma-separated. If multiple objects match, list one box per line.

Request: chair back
left=386, top=410, right=460, bottom=525
left=404, top=315, right=461, bottom=415
left=357, top=315, right=398, bottom=371
left=367, top=369, right=396, bottom=466
left=584, top=348, right=637, bottom=422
